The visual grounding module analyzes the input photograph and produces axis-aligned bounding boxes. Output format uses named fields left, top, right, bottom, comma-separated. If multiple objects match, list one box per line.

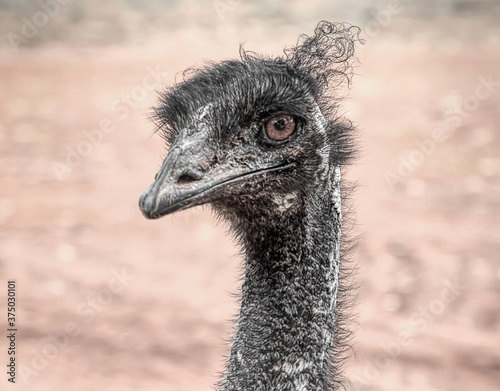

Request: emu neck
left=221, top=166, right=342, bottom=391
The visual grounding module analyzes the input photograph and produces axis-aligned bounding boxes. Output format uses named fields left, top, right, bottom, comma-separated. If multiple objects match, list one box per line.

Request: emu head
left=139, top=22, right=359, bottom=226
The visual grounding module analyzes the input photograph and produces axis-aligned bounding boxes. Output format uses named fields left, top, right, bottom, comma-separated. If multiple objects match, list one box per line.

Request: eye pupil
left=274, top=119, right=286, bottom=131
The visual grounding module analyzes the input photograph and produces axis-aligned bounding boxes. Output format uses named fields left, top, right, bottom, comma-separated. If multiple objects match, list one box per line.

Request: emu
left=139, top=21, right=360, bottom=391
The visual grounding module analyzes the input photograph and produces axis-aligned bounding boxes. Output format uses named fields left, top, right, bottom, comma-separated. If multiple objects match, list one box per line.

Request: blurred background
left=0, top=0, right=499, bottom=390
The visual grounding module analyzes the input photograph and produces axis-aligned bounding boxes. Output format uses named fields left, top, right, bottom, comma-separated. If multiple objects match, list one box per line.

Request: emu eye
left=264, top=114, right=296, bottom=142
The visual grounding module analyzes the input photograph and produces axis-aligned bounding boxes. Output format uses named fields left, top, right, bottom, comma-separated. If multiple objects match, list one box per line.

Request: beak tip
left=139, top=190, right=160, bottom=219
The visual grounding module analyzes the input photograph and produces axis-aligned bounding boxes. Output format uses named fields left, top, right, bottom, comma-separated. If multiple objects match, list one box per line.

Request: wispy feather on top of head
left=284, top=21, right=361, bottom=96
left=286, top=22, right=360, bottom=83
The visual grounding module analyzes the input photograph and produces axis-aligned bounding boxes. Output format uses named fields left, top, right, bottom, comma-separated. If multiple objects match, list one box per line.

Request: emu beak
left=139, top=145, right=295, bottom=219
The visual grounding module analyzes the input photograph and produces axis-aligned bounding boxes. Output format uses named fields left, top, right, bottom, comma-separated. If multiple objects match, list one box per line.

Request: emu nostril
left=177, top=173, right=199, bottom=184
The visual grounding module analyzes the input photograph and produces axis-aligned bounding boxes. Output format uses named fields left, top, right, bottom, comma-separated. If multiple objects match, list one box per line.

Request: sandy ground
left=0, top=2, right=499, bottom=391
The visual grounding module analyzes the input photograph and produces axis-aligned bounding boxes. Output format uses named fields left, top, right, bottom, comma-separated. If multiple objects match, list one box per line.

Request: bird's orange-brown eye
left=264, top=114, right=296, bottom=141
